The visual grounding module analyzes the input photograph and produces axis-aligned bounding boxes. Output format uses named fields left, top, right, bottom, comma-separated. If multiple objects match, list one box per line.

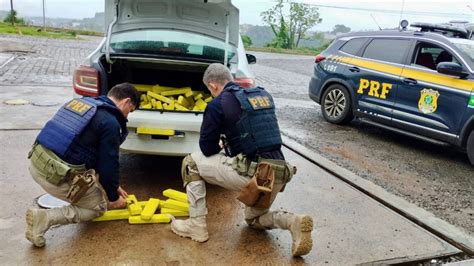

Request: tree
left=4, top=10, right=25, bottom=25
left=261, top=0, right=322, bottom=49
left=312, top=32, right=325, bottom=42
left=241, top=35, right=253, bottom=48
left=331, top=24, right=351, bottom=35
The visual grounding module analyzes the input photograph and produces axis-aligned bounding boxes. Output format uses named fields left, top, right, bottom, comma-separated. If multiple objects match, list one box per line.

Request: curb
left=281, top=134, right=474, bottom=255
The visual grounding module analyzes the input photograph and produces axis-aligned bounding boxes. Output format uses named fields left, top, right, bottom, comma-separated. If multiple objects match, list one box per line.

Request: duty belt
left=28, top=143, right=86, bottom=185
left=232, top=154, right=296, bottom=184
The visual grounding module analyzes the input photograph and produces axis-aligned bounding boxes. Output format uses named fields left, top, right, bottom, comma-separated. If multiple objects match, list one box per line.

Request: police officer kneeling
left=26, top=83, right=139, bottom=247
left=171, top=63, right=313, bottom=257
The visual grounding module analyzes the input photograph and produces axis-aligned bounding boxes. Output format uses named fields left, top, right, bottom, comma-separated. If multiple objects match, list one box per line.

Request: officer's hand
left=108, top=195, right=127, bottom=209
left=219, top=139, right=224, bottom=149
left=117, top=186, right=128, bottom=199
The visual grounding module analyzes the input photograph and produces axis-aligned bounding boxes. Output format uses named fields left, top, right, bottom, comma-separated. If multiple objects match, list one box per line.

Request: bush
left=3, top=10, right=25, bottom=25
left=68, top=31, right=77, bottom=37
left=242, top=35, right=253, bottom=48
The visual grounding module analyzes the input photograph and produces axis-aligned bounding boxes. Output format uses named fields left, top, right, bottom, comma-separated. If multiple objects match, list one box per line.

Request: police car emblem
left=418, top=89, right=440, bottom=114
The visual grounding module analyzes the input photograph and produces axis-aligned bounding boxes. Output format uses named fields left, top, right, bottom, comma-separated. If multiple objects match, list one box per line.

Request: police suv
left=308, top=22, right=474, bottom=165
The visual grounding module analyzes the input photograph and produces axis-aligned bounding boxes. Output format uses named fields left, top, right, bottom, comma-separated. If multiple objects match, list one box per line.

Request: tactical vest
left=226, top=85, right=282, bottom=157
left=36, top=97, right=128, bottom=166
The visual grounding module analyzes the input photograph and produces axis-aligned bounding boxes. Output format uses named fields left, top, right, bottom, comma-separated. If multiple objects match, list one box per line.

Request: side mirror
left=246, top=54, right=257, bottom=65
left=437, top=62, right=468, bottom=78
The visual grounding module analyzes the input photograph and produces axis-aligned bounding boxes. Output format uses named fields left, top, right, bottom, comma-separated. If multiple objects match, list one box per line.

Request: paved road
left=0, top=34, right=472, bottom=235
left=0, top=35, right=98, bottom=85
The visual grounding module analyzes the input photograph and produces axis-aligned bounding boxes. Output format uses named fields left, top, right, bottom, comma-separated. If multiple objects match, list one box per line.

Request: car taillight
left=73, top=66, right=99, bottom=97
left=315, top=54, right=326, bottom=63
left=234, top=77, right=255, bottom=88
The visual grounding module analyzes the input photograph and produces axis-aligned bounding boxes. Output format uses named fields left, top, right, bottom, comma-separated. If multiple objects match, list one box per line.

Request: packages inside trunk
left=102, top=58, right=213, bottom=112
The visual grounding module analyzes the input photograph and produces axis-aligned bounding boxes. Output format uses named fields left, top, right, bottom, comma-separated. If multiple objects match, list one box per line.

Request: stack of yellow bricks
left=133, top=84, right=213, bottom=112
left=93, top=189, right=190, bottom=224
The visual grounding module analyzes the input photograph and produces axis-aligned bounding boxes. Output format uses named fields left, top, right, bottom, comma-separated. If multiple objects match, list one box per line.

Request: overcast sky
left=1, top=0, right=472, bottom=31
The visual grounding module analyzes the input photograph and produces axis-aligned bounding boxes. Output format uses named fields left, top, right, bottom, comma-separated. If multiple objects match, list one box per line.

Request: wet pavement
left=0, top=130, right=460, bottom=264
left=0, top=53, right=14, bottom=69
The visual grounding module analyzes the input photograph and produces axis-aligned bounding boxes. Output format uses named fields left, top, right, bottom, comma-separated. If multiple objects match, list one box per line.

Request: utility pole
left=10, top=0, right=14, bottom=26
left=42, top=0, right=46, bottom=30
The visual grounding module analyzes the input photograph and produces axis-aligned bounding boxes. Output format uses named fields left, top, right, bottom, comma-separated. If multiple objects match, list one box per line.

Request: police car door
left=393, top=40, right=469, bottom=142
left=345, top=38, right=411, bottom=124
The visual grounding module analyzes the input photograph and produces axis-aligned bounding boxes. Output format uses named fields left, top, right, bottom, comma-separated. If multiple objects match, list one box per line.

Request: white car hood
left=105, top=0, right=240, bottom=46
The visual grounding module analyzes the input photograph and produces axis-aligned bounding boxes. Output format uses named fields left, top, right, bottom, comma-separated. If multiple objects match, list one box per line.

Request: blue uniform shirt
left=199, top=82, right=284, bottom=160
left=64, top=96, right=126, bottom=201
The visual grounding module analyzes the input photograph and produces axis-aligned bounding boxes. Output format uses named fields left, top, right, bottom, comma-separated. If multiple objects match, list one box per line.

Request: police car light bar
left=411, top=22, right=471, bottom=39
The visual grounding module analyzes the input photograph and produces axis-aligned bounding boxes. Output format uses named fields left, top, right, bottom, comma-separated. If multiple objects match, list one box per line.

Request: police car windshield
left=108, top=29, right=236, bottom=62
left=450, top=39, right=474, bottom=67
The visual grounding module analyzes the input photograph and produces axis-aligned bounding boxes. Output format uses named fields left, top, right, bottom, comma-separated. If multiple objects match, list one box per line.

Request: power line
left=301, top=3, right=472, bottom=19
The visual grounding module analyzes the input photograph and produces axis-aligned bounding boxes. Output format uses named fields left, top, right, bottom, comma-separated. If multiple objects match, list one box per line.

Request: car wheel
left=321, top=84, right=353, bottom=124
left=467, top=130, right=474, bottom=165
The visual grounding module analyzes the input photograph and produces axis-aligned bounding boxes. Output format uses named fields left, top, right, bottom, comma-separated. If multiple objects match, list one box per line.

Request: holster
left=66, top=169, right=96, bottom=203
left=237, top=163, right=275, bottom=208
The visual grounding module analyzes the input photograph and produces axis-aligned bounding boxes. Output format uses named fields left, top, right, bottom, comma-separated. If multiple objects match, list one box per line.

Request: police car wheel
left=321, top=84, right=353, bottom=124
left=467, top=130, right=474, bottom=165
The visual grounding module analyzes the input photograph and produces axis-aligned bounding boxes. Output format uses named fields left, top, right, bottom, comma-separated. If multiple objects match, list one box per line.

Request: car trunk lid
left=105, top=0, right=239, bottom=64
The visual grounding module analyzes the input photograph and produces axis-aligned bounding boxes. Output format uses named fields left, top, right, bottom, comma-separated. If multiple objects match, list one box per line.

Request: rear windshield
left=108, top=29, right=236, bottom=62
left=450, top=39, right=474, bottom=68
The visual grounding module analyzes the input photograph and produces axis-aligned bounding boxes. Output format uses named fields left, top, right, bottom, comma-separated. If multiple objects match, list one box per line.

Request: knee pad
left=181, top=154, right=202, bottom=187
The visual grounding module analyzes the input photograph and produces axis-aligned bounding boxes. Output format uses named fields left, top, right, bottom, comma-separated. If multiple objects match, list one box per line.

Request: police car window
left=362, top=39, right=411, bottom=64
left=451, top=39, right=474, bottom=65
left=412, top=42, right=460, bottom=70
left=340, top=38, right=367, bottom=55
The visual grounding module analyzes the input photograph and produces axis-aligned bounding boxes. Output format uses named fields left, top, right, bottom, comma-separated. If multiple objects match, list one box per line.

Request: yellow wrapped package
left=129, top=214, right=171, bottom=224
left=163, top=199, right=189, bottom=212
left=163, top=189, right=188, bottom=203
left=93, top=209, right=130, bottom=221
left=141, top=198, right=160, bottom=220
left=161, top=208, right=189, bottom=217
left=132, top=84, right=154, bottom=92
left=127, top=195, right=142, bottom=216
left=147, top=91, right=173, bottom=104
left=161, top=88, right=192, bottom=96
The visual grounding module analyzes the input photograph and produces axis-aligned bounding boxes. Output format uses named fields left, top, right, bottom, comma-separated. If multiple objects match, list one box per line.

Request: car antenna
left=370, top=14, right=382, bottom=30
left=398, top=0, right=406, bottom=30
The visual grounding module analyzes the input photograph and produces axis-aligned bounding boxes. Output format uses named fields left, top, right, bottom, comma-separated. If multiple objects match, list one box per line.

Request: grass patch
left=0, top=22, right=103, bottom=39
left=246, top=43, right=330, bottom=56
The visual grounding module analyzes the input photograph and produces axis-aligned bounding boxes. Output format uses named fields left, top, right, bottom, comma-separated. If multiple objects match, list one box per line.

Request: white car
left=73, top=0, right=256, bottom=156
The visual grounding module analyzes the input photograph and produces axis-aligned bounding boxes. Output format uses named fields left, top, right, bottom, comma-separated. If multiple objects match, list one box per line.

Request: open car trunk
left=99, top=56, right=211, bottom=155
left=106, top=60, right=207, bottom=91
left=100, top=56, right=211, bottom=112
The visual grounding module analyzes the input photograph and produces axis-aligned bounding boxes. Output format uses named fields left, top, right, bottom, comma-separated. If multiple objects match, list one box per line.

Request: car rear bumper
left=121, top=110, right=203, bottom=156
left=308, top=76, right=322, bottom=104
left=120, top=131, right=200, bottom=156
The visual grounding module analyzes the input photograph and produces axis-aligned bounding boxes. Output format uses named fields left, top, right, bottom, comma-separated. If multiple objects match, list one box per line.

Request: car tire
left=467, top=130, right=474, bottom=165
left=321, top=84, right=353, bottom=124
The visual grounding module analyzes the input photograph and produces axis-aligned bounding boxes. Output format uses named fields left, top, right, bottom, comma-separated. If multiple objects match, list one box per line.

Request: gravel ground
left=0, top=34, right=471, bottom=234
left=249, top=51, right=473, bottom=234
